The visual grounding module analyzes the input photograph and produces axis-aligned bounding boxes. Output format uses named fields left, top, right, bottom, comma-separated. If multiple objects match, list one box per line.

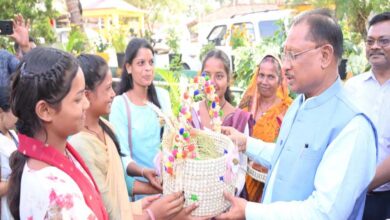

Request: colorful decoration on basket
left=163, top=72, right=224, bottom=176
left=224, top=146, right=240, bottom=183
left=193, top=72, right=223, bottom=132
left=190, top=194, right=199, bottom=202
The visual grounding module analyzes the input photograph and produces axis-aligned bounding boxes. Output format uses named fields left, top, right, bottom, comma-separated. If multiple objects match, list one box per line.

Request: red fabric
left=17, top=134, right=108, bottom=220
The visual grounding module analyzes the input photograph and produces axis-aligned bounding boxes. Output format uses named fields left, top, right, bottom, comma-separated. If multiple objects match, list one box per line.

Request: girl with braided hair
left=7, top=47, right=108, bottom=219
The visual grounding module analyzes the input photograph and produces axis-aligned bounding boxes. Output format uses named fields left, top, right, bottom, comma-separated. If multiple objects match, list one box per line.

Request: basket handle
left=146, top=101, right=175, bottom=130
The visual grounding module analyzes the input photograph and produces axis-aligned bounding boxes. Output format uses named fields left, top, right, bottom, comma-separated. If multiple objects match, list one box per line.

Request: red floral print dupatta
left=17, top=134, right=108, bottom=220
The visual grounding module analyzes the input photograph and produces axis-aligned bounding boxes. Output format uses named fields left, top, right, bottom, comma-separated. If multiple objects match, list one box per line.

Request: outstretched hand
left=221, top=126, right=247, bottom=152
left=215, top=191, right=247, bottom=220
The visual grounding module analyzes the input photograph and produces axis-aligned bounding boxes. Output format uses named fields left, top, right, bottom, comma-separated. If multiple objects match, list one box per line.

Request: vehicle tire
left=182, top=63, right=190, bottom=70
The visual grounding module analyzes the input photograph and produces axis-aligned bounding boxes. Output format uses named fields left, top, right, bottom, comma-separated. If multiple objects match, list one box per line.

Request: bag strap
left=122, top=94, right=133, bottom=158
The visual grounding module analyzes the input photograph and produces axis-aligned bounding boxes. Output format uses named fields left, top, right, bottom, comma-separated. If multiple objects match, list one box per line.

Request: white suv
left=203, top=9, right=291, bottom=69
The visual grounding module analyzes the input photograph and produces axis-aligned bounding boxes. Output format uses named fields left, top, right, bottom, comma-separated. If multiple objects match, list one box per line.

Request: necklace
left=256, top=99, right=276, bottom=119
left=85, top=125, right=106, bottom=145
left=204, top=100, right=227, bottom=126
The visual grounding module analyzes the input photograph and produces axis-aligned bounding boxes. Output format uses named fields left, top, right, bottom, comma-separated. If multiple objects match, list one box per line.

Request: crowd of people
left=0, top=8, right=389, bottom=220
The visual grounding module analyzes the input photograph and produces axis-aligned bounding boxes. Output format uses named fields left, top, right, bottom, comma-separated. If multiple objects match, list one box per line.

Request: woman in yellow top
left=69, top=54, right=197, bottom=220
left=239, top=54, right=292, bottom=202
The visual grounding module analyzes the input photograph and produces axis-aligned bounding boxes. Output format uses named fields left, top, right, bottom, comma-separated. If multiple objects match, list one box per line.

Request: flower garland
left=164, top=72, right=223, bottom=175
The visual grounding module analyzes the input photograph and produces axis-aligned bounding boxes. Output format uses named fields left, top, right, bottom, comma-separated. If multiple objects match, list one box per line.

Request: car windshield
left=258, top=20, right=279, bottom=38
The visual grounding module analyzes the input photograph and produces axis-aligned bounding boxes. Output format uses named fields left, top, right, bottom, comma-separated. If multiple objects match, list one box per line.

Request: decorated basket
left=161, top=128, right=238, bottom=217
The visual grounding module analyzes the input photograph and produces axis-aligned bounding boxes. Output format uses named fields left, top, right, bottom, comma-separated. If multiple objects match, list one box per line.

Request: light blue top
left=244, top=79, right=377, bottom=219
left=109, top=87, right=171, bottom=198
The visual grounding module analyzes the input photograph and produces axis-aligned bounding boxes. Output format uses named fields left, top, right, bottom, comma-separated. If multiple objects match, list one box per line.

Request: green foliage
left=169, top=54, right=183, bottom=72
left=155, top=68, right=181, bottom=116
left=63, top=26, right=89, bottom=55
left=230, top=25, right=249, bottom=49
left=0, top=38, right=14, bottom=52
left=126, top=0, right=184, bottom=35
left=297, top=0, right=390, bottom=39
left=199, top=42, right=215, bottom=62
left=0, top=0, right=58, bottom=46
left=339, top=18, right=369, bottom=75
left=166, top=28, right=180, bottom=53
left=95, top=36, right=109, bottom=52
left=111, top=28, right=127, bottom=53
left=165, top=28, right=183, bottom=72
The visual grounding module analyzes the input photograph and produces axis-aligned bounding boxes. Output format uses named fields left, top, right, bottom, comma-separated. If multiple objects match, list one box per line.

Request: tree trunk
left=66, top=0, right=83, bottom=28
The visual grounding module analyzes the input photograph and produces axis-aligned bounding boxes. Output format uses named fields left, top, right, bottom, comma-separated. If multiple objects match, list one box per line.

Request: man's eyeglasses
left=281, top=44, right=324, bottom=63
left=365, top=37, right=390, bottom=47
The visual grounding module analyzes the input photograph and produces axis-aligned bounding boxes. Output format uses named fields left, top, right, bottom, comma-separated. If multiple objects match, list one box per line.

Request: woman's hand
left=143, top=168, right=162, bottom=191
left=148, top=191, right=185, bottom=220
left=172, top=203, right=214, bottom=220
left=141, top=194, right=161, bottom=209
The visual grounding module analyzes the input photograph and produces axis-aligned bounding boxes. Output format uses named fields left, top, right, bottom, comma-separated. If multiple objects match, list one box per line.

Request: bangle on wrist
left=146, top=208, right=156, bottom=220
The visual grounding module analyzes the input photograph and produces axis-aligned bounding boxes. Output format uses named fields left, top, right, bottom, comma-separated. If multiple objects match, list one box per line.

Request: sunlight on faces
left=86, top=69, right=115, bottom=116
left=203, top=57, right=229, bottom=100
left=282, top=23, right=325, bottom=97
left=48, top=68, right=89, bottom=138
left=126, top=48, right=155, bottom=88
left=366, top=20, right=390, bottom=68
left=257, top=61, right=280, bottom=98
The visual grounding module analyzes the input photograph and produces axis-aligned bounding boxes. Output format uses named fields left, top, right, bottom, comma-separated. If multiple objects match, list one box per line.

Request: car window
left=231, top=22, right=255, bottom=43
left=207, top=25, right=227, bottom=46
left=258, top=20, right=279, bottom=38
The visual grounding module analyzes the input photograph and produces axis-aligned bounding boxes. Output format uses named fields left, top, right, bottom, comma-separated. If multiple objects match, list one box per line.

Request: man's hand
left=216, top=192, right=247, bottom=220
left=221, top=126, right=247, bottom=152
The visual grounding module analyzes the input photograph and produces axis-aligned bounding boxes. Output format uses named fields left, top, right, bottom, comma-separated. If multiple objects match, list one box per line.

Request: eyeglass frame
left=365, top=36, right=390, bottom=48
left=281, top=44, right=327, bottom=63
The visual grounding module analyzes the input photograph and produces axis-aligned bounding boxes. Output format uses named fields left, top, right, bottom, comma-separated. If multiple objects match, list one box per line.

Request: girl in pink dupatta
left=190, top=49, right=254, bottom=196
left=7, top=47, right=108, bottom=219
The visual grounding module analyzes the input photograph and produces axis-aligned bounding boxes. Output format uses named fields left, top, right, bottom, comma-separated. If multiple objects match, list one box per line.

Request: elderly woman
left=239, top=54, right=292, bottom=202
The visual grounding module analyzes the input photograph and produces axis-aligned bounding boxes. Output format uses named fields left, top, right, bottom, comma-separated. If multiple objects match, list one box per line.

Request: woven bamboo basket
left=161, top=128, right=237, bottom=217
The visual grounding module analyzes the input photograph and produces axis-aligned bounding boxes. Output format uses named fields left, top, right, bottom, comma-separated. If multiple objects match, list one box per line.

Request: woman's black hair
left=117, top=38, right=161, bottom=109
left=201, top=49, right=233, bottom=103
left=0, top=85, right=11, bottom=112
left=77, top=54, right=123, bottom=156
left=8, top=47, right=79, bottom=219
